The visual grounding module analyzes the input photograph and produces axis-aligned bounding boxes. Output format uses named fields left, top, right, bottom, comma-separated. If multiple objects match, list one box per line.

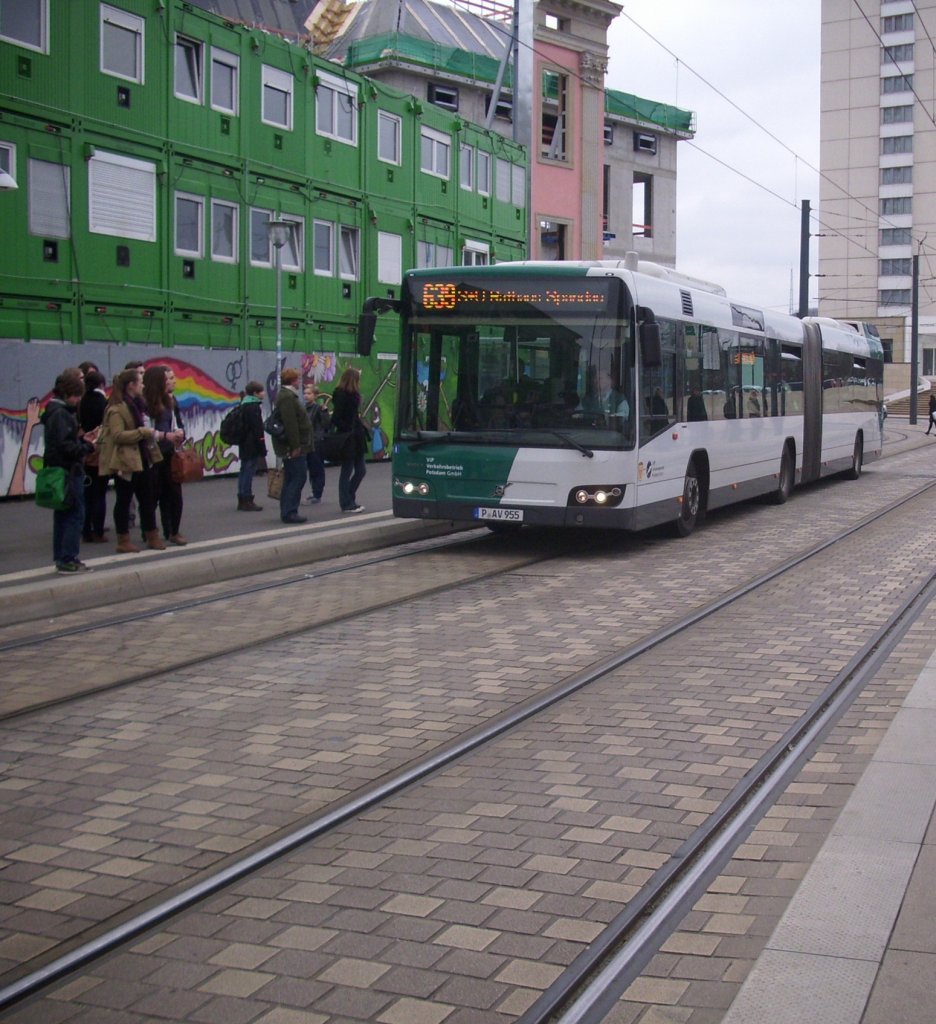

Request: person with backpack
left=230, top=381, right=266, bottom=511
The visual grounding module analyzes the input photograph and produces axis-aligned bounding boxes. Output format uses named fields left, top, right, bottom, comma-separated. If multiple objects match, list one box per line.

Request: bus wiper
left=408, top=431, right=456, bottom=450
left=544, top=430, right=594, bottom=457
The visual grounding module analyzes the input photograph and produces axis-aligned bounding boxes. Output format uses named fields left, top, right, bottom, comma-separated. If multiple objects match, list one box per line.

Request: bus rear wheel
left=771, top=447, right=794, bottom=504
left=673, top=462, right=701, bottom=537
left=843, top=435, right=863, bottom=480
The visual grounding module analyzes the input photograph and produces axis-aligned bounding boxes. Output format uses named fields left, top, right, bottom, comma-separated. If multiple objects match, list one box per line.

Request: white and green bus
left=366, top=258, right=884, bottom=536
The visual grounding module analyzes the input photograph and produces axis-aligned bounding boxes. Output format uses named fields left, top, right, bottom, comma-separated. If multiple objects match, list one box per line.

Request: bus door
left=801, top=322, right=823, bottom=483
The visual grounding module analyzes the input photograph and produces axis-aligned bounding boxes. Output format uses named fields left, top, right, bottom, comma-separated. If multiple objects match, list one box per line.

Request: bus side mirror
left=357, top=312, right=377, bottom=357
left=640, top=321, right=662, bottom=367
left=357, top=296, right=402, bottom=356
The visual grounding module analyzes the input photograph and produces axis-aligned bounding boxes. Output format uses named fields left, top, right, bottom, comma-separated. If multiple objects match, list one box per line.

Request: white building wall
left=820, top=0, right=936, bottom=370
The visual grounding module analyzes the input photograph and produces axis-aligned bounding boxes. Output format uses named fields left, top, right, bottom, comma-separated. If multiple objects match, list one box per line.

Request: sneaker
left=56, top=561, right=92, bottom=574
left=342, top=505, right=366, bottom=513
left=305, top=496, right=321, bottom=504
left=281, top=514, right=308, bottom=524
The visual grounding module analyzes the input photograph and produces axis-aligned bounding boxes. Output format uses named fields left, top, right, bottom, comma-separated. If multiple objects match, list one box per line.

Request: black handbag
left=319, top=430, right=354, bottom=462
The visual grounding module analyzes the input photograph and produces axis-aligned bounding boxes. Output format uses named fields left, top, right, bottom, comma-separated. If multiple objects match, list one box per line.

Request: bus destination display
left=409, top=276, right=620, bottom=318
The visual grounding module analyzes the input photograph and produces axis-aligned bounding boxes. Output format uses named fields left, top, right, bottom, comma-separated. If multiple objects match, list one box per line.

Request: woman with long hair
left=330, top=366, right=369, bottom=513
left=143, top=365, right=186, bottom=544
left=97, top=368, right=164, bottom=553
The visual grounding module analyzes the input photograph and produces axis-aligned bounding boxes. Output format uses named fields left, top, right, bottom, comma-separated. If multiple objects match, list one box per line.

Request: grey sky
left=605, top=1, right=821, bottom=312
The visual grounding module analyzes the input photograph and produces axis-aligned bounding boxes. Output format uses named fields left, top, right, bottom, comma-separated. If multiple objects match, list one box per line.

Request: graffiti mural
left=0, top=343, right=398, bottom=496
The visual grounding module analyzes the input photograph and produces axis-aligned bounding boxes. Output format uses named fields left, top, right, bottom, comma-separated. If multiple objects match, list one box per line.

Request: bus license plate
left=475, top=507, right=523, bottom=522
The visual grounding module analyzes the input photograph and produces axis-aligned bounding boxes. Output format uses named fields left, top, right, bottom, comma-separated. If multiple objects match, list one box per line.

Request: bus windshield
left=399, top=274, right=635, bottom=449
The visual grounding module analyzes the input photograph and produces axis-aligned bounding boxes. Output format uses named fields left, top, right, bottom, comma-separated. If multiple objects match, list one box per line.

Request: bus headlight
left=395, top=478, right=430, bottom=497
left=570, top=486, right=624, bottom=507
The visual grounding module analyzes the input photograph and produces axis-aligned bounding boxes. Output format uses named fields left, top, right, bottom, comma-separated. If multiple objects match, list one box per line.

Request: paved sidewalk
left=722, top=647, right=936, bottom=1024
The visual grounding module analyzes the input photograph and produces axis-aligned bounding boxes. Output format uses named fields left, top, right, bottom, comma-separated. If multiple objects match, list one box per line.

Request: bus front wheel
left=673, top=462, right=701, bottom=537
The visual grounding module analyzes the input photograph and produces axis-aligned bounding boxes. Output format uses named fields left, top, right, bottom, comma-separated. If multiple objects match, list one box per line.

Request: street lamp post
left=266, top=219, right=292, bottom=382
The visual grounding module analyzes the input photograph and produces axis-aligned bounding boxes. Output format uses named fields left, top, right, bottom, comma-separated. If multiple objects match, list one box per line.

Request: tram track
left=1, top=475, right=934, bottom=1017
left=0, top=530, right=565, bottom=721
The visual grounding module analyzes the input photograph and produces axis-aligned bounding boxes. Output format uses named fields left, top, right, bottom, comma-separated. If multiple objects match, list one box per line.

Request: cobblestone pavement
left=0, top=435, right=934, bottom=1022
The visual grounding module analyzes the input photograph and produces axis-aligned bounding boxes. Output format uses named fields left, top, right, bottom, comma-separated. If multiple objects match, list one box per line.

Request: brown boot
left=144, top=530, right=166, bottom=551
left=168, top=534, right=187, bottom=546
left=241, top=495, right=263, bottom=511
left=116, top=533, right=140, bottom=554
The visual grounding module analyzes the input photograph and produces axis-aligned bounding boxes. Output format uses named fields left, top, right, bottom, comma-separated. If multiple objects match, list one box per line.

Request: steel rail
left=1, top=480, right=934, bottom=1012
left=519, top=570, right=936, bottom=1024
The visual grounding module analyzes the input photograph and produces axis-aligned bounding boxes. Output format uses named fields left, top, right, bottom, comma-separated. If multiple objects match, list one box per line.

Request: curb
left=0, top=517, right=471, bottom=627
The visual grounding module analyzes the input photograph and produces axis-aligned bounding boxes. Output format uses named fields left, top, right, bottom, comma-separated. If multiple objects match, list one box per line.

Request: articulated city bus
left=365, top=258, right=884, bottom=536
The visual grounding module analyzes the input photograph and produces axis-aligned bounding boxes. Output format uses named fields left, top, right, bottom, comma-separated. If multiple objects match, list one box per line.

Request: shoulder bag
left=170, top=440, right=205, bottom=484
left=34, top=465, right=71, bottom=510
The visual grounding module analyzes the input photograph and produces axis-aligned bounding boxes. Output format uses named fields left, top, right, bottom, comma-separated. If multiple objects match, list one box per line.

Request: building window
left=427, top=82, right=458, bottom=112
left=882, top=135, right=912, bottom=154
left=882, top=44, right=913, bottom=63
left=881, top=166, right=912, bottom=185
left=1, top=0, right=47, bottom=52
left=882, top=74, right=913, bottom=93
left=420, top=127, right=450, bottom=178
left=882, top=14, right=913, bottom=33
left=249, top=207, right=273, bottom=265
left=880, top=227, right=912, bottom=245
left=881, top=196, right=912, bottom=215
left=377, top=111, right=400, bottom=164
left=541, top=69, right=568, bottom=161
left=210, top=199, right=237, bottom=262
left=882, top=105, right=913, bottom=124
left=604, top=123, right=614, bottom=145
left=378, top=231, right=402, bottom=284
left=477, top=150, right=490, bottom=196
left=485, top=94, right=513, bottom=122
left=633, top=172, right=653, bottom=238
left=175, top=193, right=203, bottom=257
left=88, top=151, right=155, bottom=241
left=539, top=220, right=566, bottom=260
left=460, top=144, right=474, bottom=191
left=100, top=4, right=144, bottom=83
left=879, top=289, right=911, bottom=305
left=339, top=225, right=359, bottom=280
left=880, top=258, right=912, bottom=276
left=511, top=163, right=525, bottom=207
left=417, top=241, right=454, bottom=268
left=28, top=158, right=70, bottom=238
left=0, top=141, right=15, bottom=177
left=279, top=217, right=303, bottom=272
left=313, top=220, right=333, bottom=275
left=174, top=36, right=203, bottom=104
left=634, top=132, right=657, bottom=154
left=211, top=48, right=238, bottom=115
left=544, top=13, right=568, bottom=31
left=316, top=71, right=357, bottom=145
left=262, top=65, right=293, bottom=130
left=463, top=241, right=489, bottom=266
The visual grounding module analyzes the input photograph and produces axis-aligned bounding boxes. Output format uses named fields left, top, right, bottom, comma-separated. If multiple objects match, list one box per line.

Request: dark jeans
left=113, top=468, right=157, bottom=534
left=237, top=454, right=259, bottom=499
left=53, top=479, right=85, bottom=566
left=280, top=455, right=306, bottom=519
left=306, top=450, right=325, bottom=500
left=82, top=466, right=109, bottom=539
left=154, top=455, right=184, bottom=538
left=338, top=454, right=366, bottom=510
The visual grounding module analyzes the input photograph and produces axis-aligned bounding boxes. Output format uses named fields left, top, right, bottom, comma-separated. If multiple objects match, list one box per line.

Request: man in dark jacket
left=41, top=369, right=98, bottom=572
left=272, top=367, right=312, bottom=523
left=236, top=380, right=267, bottom=511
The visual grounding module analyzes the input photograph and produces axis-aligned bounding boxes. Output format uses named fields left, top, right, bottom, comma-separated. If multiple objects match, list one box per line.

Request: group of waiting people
left=235, top=366, right=370, bottom=523
left=41, top=360, right=188, bottom=573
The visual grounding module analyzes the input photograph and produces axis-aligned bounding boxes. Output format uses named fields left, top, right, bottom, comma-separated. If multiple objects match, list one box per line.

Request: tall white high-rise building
left=820, top=0, right=936, bottom=374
